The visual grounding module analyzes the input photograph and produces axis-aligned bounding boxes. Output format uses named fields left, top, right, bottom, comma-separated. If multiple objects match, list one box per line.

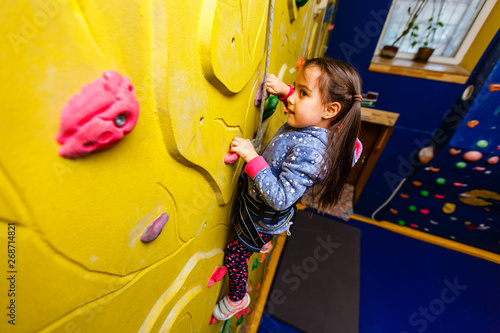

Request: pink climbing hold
left=254, top=75, right=269, bottom=106
left=56, top=70, right=139, bottom=158
left=140, top=213, right=169, bottom=243
left=209, top=315, right=217, bottom=324
left=207, top=266, right=227, bottom=287
left=434, top=194, right=445, bottom=199
left=224, top=151, right=239, bottom=164
left=420, top=209, right=430, bottom=215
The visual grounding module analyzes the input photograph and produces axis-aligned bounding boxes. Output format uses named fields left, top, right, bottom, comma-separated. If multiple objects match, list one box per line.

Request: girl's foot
left=212, top=293, right=250, bottom=321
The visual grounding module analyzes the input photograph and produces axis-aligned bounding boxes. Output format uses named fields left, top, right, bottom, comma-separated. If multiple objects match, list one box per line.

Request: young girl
left=212, top=58, right=363, bottom=321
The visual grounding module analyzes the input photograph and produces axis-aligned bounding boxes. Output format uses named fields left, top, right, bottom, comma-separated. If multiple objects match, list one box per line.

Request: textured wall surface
left=0, top=1, right=333, bottom=332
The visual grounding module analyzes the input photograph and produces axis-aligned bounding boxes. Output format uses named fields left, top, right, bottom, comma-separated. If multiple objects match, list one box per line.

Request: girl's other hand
left=266, top=74, right=290, bottom=97
left=230, top=137, right=259, bottom=163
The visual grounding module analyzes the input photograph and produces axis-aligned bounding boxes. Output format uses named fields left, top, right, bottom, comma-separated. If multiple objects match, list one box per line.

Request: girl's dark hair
left=302, top=58, right=362, bottom=210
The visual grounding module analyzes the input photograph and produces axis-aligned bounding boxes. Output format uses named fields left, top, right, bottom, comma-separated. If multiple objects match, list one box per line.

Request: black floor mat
left=266, top=210, right=360, bottom=333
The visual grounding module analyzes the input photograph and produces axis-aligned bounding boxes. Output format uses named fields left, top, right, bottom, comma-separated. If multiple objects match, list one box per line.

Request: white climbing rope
left=251, top=0, right=275, bottom=153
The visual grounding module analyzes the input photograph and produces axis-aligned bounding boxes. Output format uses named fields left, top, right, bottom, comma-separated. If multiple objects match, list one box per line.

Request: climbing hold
left=464, top=221, right=471, bottom=225
left=207, top=266, right=227, bottom=287
left=477, top=225, right=490, bottom=230
left=390, top=208, right=398, bottom=214
left=418, top=146, right=434, bottom=164
left=420, top=190, right=429, bottom=197
left=252, top=258, right=259, bottom=270
left=408, top=205, right=417, bottom=212
left=442, top=203, right=456, bottom=214
left=430, top=220, right=438, bottom=225
left=254, top=75, right=269, bottom=106
left=259, top=253, right=267, bottom=262
left=473, top=167, right=486, bottom=171
left=400, top=194, right=409, bottom=199
left=263, top=95, right=279, bottom=120
left=398, top=220, right=405, bottom=226
left=209, top=316, right=217, bottom=324
left=436, top=178, right=446, bottom=185
left=256, top=283, right=261, bottom=290
left=297, top=57, right=305, bottom=70
left=427, top=166, right=440, bottom=172
left=488, top=156, right=499, bottom=164
left=466, top=224, right=477, bottom=231
left=476, top=140, right=488, bottom=148
left=453, top=182, right=467, bottom=187
left=224, top=151, right=239, bottom=164
left=467, top=120, right=479, bottom=128
left=455, top=161, right=467, bottom=169
left=450, top=217, right=457, bottom=221
left=296, top=0, right=309, bottom=8
left=410, top=224, right=418, bottom=228
left=434, top=194, right=445, bottom=199
left=140, top=213, right=169, bottom=243
left=56, top=70, right=140, bottom=159
left=412, top=181, right=422, bottom=186
left=449, top=148, right=462, bottom=155
left=420, top=209, right=430, bottom=215
left=463, top=151, right=482, bottom=162
left=237, top=314, right=244, bottom=326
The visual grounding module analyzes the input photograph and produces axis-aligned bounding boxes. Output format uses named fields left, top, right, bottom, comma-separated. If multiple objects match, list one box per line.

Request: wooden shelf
left=361, top=107, right=399, bottom=127
left=369, top=55, right=470, bottom=84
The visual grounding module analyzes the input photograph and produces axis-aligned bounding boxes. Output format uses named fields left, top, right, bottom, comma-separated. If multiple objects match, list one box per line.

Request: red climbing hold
left=224, top=151, right=239, bottom=164
left=420, top=209, right=430, bottom=215
left=209, top=315, right=217, bottom=324
left=207, top=266, right=227, bottom=287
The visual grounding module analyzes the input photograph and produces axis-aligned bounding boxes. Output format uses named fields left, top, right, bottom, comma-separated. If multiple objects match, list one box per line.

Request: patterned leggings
left=225, top=233, right=274, bottom=301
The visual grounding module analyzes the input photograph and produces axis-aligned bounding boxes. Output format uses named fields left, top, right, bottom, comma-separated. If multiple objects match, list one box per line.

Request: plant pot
left=414, top=47, right=434, bottom=62
left=380, top=45, right=399, bottom=59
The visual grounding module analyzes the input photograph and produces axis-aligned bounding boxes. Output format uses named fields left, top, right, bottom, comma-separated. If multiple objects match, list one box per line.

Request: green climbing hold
left=455, top=161, right=467, bottom=169
left=237, top=315, right=244, bottom=326
left=263, top=95, right=279, bottom=120
left=436, top=178, right=446, bottom=185
left=420, top=190, right=429, bottom=197
left=252, top=257, right=259, bottom=270
left=476, top=140, right=488, bottom=148
left=398, top=220, right=405, bottom=226
left=408, top=205, right=417, bottom=212
left=296, top=0, right=309, bottom=8
left=220, top=317, right=232, bottom=333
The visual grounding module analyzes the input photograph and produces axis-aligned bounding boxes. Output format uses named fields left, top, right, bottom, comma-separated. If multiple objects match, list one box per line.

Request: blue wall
left=325, top=0, right=471, bottom=217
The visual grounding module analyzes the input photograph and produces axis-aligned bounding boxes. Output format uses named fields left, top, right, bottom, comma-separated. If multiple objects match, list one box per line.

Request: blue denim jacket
left=245, top=123, right=330, bottom=234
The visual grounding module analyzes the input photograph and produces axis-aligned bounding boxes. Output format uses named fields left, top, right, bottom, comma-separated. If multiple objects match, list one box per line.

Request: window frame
left=373, top=0, right=498, bottom=65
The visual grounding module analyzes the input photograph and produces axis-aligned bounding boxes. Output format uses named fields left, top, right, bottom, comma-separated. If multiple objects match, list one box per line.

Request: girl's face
left=285, top=66, right=331, bottom=129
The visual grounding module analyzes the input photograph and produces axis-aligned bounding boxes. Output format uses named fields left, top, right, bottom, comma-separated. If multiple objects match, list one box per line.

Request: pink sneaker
left=212, top=293, right=250, bottom=321
left=260, top=241, right=272, bottom=253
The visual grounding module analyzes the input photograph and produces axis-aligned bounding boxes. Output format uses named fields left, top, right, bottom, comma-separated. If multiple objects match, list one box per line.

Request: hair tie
left=353, top=94, right=363, bottom=103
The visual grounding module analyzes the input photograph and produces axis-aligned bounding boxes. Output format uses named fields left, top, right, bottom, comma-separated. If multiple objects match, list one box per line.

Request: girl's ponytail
left=302, top=58, right=362, bottom=210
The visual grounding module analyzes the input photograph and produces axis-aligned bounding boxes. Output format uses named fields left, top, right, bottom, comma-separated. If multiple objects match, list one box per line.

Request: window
left=375, top=0, right=497, bottom=65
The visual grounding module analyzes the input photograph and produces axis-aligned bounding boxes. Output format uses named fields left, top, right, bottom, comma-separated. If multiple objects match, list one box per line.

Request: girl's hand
left=266, top=74, right=290, bottom=97
left=230, top=137, right=259, bottom=163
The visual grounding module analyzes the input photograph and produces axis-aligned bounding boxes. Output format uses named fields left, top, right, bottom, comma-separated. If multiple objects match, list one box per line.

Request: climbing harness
left=234, top=177, right=295, bottom=252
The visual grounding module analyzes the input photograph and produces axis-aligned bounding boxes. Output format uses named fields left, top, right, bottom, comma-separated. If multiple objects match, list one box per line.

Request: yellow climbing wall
left=0, top=0, right=334, bottom=332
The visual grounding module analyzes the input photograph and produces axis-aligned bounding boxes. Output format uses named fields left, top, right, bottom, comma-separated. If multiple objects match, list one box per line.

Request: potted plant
left=380, top=0, right=429, bottom=59
left=413, top=0, right=445, bottom=62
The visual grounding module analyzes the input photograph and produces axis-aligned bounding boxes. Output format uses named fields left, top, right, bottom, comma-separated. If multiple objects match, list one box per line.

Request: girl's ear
left=323, top=102, right=341, bottom=119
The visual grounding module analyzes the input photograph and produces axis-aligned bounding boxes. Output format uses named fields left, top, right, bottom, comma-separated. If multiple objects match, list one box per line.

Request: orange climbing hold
left=412, top=181, right=422, bottom=186
left=467, top=120, right=479, bottom=128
